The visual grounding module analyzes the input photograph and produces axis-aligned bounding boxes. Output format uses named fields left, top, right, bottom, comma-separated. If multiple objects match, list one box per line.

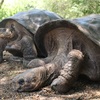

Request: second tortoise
left=0, top=9, right=62, bottom=64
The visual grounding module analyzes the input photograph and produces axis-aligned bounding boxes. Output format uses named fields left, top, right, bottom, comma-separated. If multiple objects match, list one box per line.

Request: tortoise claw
left=51, top=76, right=69, bottom=93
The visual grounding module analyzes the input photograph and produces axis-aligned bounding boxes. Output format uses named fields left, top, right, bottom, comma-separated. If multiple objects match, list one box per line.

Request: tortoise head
left=12, top=67, right=47, bottom=92
left=0, top=27, right=15, bottom=39
left=0, top=25, right=22, bottom=56
left=0, top=27, right=14, bottom=62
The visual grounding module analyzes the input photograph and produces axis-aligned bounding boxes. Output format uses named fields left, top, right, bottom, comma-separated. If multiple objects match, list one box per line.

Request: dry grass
left=0, top=52, right=100, bottom=100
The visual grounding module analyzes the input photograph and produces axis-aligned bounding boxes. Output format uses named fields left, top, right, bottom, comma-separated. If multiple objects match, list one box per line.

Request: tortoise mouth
left=12, top=80, right=40, bottom=92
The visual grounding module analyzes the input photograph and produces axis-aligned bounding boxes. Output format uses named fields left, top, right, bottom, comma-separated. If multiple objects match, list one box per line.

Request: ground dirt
left=0, top=52, right=100, bottom=100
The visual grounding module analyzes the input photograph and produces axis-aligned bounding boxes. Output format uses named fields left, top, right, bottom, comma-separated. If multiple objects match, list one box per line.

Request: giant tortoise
left=0, top=9, right=62, bottom=64
left=12, top=14, right=100, bottom=93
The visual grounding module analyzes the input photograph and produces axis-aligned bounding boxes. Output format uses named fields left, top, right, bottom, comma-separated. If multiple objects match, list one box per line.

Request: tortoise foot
left=51, top=76, right=69, bottom=93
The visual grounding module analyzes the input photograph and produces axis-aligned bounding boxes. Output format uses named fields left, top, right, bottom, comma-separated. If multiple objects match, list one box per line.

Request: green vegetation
left=0, top=0, right=100, bottom=20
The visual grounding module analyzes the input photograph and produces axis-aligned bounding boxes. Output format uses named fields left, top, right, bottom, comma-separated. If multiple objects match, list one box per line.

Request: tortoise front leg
left=0, top=38, right=7, bottom=62
left=51, top=50, right=84, bottom=93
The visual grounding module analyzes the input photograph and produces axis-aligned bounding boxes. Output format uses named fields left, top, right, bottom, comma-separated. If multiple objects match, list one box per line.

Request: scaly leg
left=51, top=50, right=84, bottom=93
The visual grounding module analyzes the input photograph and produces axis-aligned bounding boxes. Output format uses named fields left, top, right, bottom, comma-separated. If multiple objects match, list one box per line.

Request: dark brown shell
left=35, top=14, right=100, bottom=56
left=0, top=9, right=62, bottom=34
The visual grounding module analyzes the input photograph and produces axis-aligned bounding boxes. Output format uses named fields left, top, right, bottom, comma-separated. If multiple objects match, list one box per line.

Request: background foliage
left=0, top=0, right=100, bottom=21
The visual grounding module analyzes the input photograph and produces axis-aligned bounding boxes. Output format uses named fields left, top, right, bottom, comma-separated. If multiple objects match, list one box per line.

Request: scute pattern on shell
left=71, top=14, right=100, bottom=46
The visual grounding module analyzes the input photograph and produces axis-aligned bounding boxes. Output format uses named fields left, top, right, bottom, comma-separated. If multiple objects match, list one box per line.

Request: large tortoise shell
left=0, top=9, right=62, bottom=35
left=35, top=14, right=100, bottom=56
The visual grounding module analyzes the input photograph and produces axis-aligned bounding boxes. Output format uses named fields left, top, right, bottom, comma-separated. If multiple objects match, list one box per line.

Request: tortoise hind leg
left=51, top=49, right=84, bottom=93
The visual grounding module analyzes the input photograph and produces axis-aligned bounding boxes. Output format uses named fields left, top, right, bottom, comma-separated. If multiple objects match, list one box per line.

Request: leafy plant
left=0, top=0, right=100, bottom=21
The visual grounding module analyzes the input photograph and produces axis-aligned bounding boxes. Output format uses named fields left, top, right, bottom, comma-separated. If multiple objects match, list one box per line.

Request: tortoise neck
left=44, top=27, right=74, bottom=56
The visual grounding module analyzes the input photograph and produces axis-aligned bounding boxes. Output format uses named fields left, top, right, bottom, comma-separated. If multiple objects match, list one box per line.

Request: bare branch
left=0, top=0, right=4, bottom=8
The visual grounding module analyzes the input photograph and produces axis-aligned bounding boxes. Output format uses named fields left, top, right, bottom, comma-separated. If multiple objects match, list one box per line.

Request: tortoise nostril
left=18, top=78, right=25, bottom=85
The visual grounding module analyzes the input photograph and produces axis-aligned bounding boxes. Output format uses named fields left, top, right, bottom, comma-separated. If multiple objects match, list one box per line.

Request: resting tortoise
left=0, top=9, right=62, bottom=63
left=12, top=14, right=100, bottom=93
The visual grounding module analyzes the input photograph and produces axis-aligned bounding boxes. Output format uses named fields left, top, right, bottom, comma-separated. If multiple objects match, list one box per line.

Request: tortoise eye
left=18, top=78, right=25, bottom=85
